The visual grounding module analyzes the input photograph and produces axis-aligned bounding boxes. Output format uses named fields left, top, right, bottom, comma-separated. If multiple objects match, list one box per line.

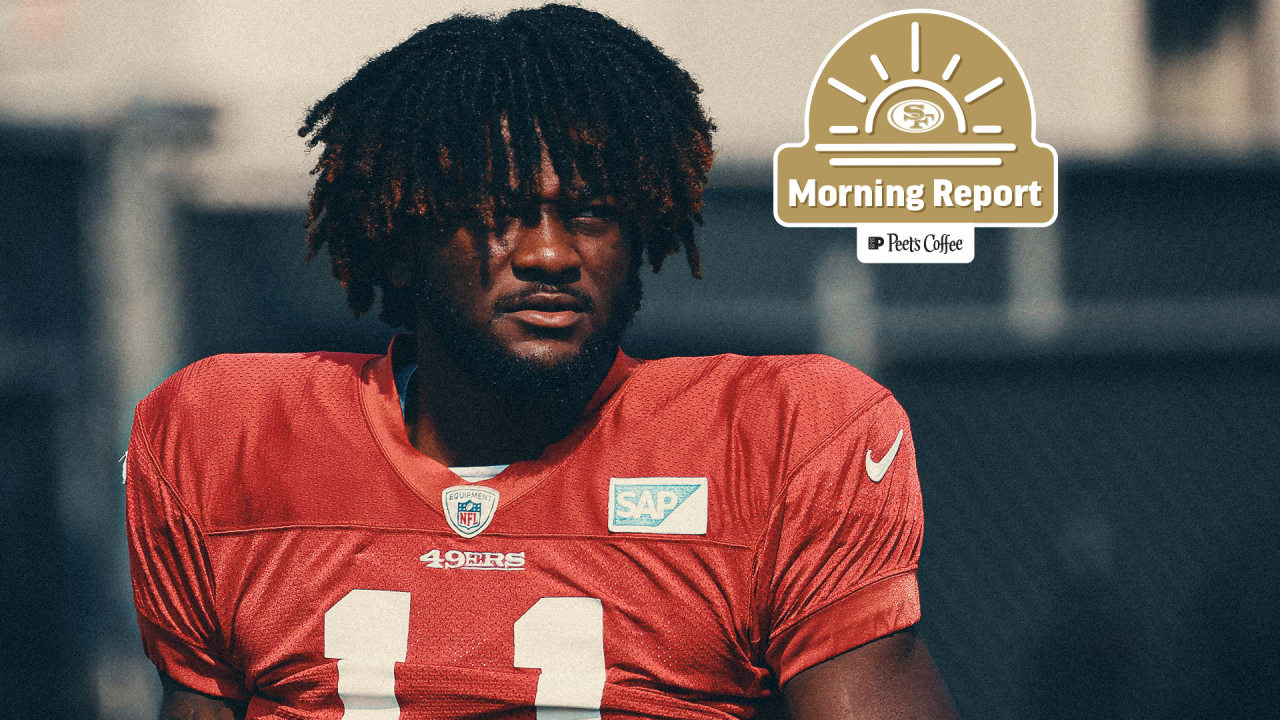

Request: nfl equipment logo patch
left=441, top=485, right=500, bottom=538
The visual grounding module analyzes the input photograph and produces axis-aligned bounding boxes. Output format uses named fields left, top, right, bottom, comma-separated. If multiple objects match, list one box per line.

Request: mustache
left=493, top=284, right=596, bottom=314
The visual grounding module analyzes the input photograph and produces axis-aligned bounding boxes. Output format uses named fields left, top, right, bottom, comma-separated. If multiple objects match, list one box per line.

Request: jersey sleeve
left=124, top=410, right=248, bottom=700
left=756, top=393, right=924, bottom=685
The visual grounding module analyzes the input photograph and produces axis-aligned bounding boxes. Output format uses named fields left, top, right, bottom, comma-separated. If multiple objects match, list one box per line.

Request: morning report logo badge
left=774, top=9, right=1057, bottom=263
left=608, top=477, right=707, bottom=535
left=442, top=485, right=499, bottom=538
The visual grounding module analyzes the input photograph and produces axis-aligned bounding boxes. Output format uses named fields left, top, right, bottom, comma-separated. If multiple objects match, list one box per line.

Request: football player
left=125, top=5, right=957, bottom=718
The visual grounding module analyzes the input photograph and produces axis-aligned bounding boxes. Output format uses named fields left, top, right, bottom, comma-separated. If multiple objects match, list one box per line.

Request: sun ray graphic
left=870, top=54, right=889, bottom=81
left=826, top=76, right=866, bottom=103
left=910, top=21, right=920, bottom=73
left=819, top=17, right=1014, bottom=166
left=942, top=53, right=961, bottom=81
left=964, top=77, right=1003, bottom=103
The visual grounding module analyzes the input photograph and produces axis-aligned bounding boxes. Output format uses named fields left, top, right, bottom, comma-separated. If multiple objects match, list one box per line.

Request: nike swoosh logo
left=865, top=429, right=904, bottom=483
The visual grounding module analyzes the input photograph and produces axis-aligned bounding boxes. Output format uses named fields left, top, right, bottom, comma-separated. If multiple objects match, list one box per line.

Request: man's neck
left=406, top=332, right=608, bottom=467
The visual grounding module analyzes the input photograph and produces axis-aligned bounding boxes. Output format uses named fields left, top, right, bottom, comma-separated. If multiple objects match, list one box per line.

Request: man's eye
left=571, top=204, right=617, bottom=221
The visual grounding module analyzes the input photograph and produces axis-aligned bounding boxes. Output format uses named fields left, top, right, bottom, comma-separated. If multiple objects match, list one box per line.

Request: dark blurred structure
left=0, top=125, right=98, bottom=718
left=1148, top=0, right=1258, bottom=54
left=4, top=117, right=1280, bottom=717
left=1146, top=0, right=1275, bottom=150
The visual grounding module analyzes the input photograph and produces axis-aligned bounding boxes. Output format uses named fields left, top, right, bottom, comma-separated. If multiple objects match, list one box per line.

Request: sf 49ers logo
left=888, top=99, right=944, bottom=132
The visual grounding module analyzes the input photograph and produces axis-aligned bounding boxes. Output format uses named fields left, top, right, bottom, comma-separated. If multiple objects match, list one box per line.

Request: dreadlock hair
left=298, top=3, right=716, bottom=329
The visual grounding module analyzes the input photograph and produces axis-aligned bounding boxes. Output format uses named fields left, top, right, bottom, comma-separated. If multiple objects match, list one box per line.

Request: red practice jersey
left=126, top=337, right=924, bottom=719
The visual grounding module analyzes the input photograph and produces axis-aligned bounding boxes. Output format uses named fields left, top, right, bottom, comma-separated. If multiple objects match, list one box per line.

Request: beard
left=414, top=267, right=642, bottom=409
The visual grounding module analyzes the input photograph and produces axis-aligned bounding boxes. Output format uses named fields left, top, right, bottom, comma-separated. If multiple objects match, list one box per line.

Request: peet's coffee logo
left=873, top=232, right=965, bottom=256
left=773, top=9, right=1058, bottom=263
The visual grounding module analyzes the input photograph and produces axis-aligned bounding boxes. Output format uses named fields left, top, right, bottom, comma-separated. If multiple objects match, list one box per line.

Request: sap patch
left=608, top=477, right=707, bottom=535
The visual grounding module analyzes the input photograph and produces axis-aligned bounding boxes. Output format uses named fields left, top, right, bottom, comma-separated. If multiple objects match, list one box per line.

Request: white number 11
left=324, top=590, right=605, bottom=719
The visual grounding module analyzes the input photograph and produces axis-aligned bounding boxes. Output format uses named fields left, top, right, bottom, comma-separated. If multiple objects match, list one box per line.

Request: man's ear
left=388, top=260, right=412, bottom=289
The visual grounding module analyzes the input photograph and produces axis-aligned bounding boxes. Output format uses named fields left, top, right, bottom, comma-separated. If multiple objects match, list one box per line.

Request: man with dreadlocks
left=125, top=5, right=955, bottom=719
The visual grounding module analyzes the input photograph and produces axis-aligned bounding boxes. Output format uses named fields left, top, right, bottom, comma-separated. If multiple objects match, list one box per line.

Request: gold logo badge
left=774, top=10, right=1058, bottom=262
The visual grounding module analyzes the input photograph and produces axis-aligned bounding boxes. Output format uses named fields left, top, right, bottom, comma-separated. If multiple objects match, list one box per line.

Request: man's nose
left=509, top=207, right=582, bottom=283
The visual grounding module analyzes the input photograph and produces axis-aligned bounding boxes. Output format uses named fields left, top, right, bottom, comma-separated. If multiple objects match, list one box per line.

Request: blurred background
left=3, top=0, right=1279, bottom=717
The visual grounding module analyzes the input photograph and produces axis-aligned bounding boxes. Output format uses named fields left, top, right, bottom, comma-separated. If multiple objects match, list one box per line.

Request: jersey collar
left=360, top=333, right=639, bottom=515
